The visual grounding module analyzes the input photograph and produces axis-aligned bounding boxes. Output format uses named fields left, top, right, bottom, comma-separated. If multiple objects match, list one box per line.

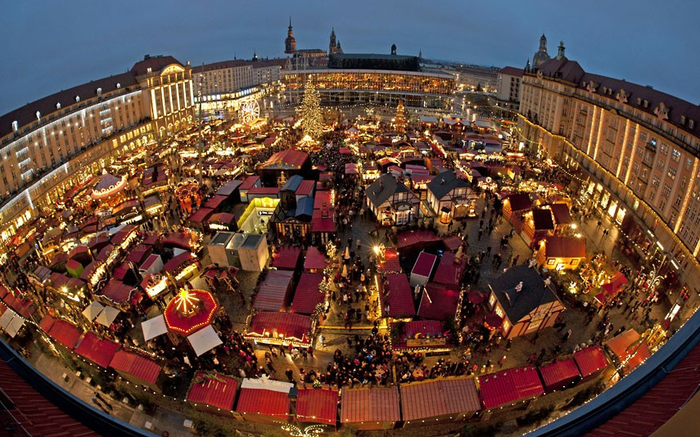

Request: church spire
left=556, top=41, right=566, bottom=60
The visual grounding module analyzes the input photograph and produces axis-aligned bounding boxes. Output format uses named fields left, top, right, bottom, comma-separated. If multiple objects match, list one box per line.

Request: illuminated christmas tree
left=394, top=99, right=407, bottom=133
left=299, top=79, right=323, bottom=140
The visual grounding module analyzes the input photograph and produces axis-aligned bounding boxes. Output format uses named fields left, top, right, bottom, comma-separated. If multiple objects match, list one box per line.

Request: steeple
left=525, top=58, right=531, bottom=73
left=556, top=41, right=566, bottom=60
left=285, top=17, right=296, bottom=54
left=391, top=43, right=397, bottom=55
left=418, top=49, right=422, bottom=59
left=329, top=27, right=340, bottom=54
left=533, top=33, right=551, bottom=68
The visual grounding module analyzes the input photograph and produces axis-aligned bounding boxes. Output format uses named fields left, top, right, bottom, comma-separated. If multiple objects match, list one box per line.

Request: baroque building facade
left=518, top=49, right=700, bottom=299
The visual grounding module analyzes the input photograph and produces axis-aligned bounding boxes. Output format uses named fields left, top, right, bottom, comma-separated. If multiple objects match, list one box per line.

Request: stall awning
left=400, top=378, right=480, bottom=421
left=296, top=388, right=339, bottom=425
left=538, top=358, right=581, bottom=391
left=303, top=247, right=326, bottom=271
left=187, top=372, right=239, bottom=410
left=385, top=273, right=415, bottom=318
left=291, top=273, right=324, bottom=315
left=141, top=314, right=168, bottom=341
left=236, top=383, right=291, bottom=418
left=109, top=351, right=161, bottom=385
left=188, top=208, right=214, bottom=225
left=163, top=252, right=196, bottom=275
left=271, top=247, right=302, bottom=271
left=340, top=387, right=400, bottom=425
left=247, top=312, right=312, bottom=343
left=478, top=366, right=544, bottom=409
left=253, top=270, right=294, bottom=312
left=573, top=346, right=609, bottom=379
left=74, top=332, right=120, bottom=368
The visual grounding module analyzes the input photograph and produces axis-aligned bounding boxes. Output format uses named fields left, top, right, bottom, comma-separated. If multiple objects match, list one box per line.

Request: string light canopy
left=164, top=288, right=219, bottom=336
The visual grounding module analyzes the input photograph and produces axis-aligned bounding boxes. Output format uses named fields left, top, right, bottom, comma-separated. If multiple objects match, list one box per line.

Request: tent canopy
left=141, top=314, right=168, bottom=341
left=187, top=325, right=222, bottom=356
left=82, top=301, right=105, bottom=321
left=95, top=306, right=121, bottom=327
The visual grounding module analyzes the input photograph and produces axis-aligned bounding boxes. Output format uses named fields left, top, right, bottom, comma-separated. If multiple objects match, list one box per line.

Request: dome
left=533, top=50, right=550, bottom=68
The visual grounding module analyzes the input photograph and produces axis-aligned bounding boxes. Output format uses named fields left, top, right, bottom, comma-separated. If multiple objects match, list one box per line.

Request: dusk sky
left=1, top=0, right=698, bottom=116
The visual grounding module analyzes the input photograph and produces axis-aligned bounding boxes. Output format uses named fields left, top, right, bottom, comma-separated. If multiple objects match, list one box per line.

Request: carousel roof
left=91, top=172, right=126, bottom=199
left=163, top=289, right=219, bottom=336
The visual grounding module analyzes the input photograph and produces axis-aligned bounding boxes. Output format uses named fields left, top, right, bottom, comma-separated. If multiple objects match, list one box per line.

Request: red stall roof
left=396, top=230, right=441, bottom=249
left=296, top=388, right=339, bottom=425
left=291, top=273, right=324, bottom=315
left=417, top=284, right=460, bottom=320
left=162, top=232, right=194, bottom=250
left=401, top=378, right=481, bottom=421
left=73, top=332, right=120, bottom=369
left=253, top=270, right=294, bottom=311
left=208, top=212, right=235, bottom=224
left=296, top=180, right=315, bottom=197
left=538, top=358, right=581, bottom=391
left=163, top=252, right=196, bottom=275
left=433, top=252, right=466, bottom=287
left=109, top=351, right=161, bottom=385
left=47, top=319, right=82, bottom=349
left=385, top=273, right=415, bottom=318
left=38, top=314, right=56, bottom=332
left=98, top=279, right=134, bottom=304
left=303, top=247, right=326, bottom=271
left=311, top=210, right=335, bottom=233
left=236, top=387, right=290, bottom=418
left=340, top=387, right=400, bottom=425
left=204, top=195, right=228, bottom=210
left=239, top=175, right=260, bottom=191
left=271, top=247, right=302, bottom=271
left=247, top=312, right=312, bottom=343
left=188, top=207, right=214, bottom=225
left=110, top=225, right=137, bottom=247
left=478, top=366, right=544, bottom=410
left=247, top=187, right=280, bottom=196
left=606, top=329, right=651, bottom=372
left=442, top=235, right=463, bottom=252
left=573, top=346, right=609, bottom=379
left=313, top=191, right=333, bottom=210
left=187, top=373, right=239, bottom=411
left=412, top=252, right=437, bottom=278
left=126, top=244, right=151, bottom=264
left=378, top=247, right=401, bottom=273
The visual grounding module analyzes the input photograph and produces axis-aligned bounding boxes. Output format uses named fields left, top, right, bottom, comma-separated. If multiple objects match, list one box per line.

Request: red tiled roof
left=401, top=378, right=480, bottom=421
left=296, top=388, right=339, bottom=424
left=130, top=55, right=182, bottom=76
left=396, top=230, right=441, bottom=249
left=47, top=319, right=82, bottom=349
left=261, top=149, right=309, bottom=170
left=239, top=175, right=261, bottom=191
left=253, top=270, right=294, bottom=311
left=538, top=358, right=581, bottom=392
left=584, top=336, right=700, bottom=437
left=340, top=387, right=400, bottom=424
left=412, top=252, right=437, bottom=278
left=271, top=247, right=302, bottom=271
left=236, top=388, right=290, bottom=417
left=378, top=247, right=402, bottom=274
left=0, top=359, right=99, bottom=436
left=385, top=273, right=415, bottom=318
left=417, top=283, right=460, bottom=320
left=500, top=66, right=524, bottom=77
left=573, top=346, right=609, bottom=379
left=73, top=332, right=120, bottom=369
left=478, top=366, right=544, bottom=409
left=188, top=207, right=214, bottom=224
left=187, top=373, right=239, bottom=411
left=109, top=350, right=161, bottom=385
left=303, top=247, right=326, bottom=271
left=291, top=273, right=325, bottom=315
left=296, top=180, right=315, bottom=196
left=246, top=312, right=312, bottom=343
left=433, top=252, right=466, bottom=287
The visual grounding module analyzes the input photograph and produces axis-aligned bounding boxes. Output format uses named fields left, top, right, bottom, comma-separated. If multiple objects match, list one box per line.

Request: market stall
left=253, top=270, right=294, bottom=312
left=235, top=378, right=293, bottom=423
left=73, top=332, right=120, bottom=369
left=573, top=346, right=610, bottom=383
left=400, top=377, right=480, bottom=426
left=340, top=386, right=400, bottom=430
left=478, top=366, right=544, bottom=411
left=290, top=273, right=325, bottom=315
left=295, top=387, right=339, bottom=427
left=538, top=358, right=581, bottom=393
left=109, top=350, right=163, bottom=393
left=245, top=311, right=313, bottom=348
left=187, top=372, right=239, bottom=416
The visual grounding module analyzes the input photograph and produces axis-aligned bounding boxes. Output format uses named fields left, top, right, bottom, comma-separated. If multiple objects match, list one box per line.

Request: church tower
left=556, top=41, right=566, bottom=60
left=285, top=17, right=297, bottom=54
left=532, top=33, right=551, bottom=68
left=329, top=28, right=342, bottom=55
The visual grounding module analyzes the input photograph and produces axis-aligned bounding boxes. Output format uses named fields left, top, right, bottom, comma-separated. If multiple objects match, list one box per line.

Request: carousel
left=163, top=288, right=219, bottom=336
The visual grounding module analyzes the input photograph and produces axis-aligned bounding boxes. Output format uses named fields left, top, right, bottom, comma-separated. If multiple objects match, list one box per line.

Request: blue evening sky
left=1, top=0, right=698, bottom=115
